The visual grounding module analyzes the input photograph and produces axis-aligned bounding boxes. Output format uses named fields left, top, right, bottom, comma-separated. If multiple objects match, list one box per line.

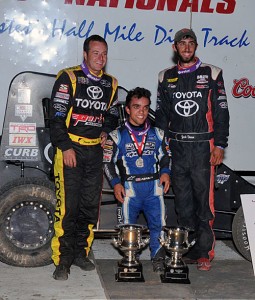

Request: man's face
left=84, top=41, right=107, bottom=75
left=125, top=97, right=150, bottom=126
left=172, top=37, right=197, bottom=64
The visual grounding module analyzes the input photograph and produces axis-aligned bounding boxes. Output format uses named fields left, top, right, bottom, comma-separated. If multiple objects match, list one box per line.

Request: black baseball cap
left=174, top=28, right=197, bottom=43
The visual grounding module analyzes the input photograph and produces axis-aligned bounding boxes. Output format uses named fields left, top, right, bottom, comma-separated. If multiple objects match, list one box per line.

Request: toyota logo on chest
left=175, top=100, right=199, bottom=117
left=87, top=86, right=103, bottom=100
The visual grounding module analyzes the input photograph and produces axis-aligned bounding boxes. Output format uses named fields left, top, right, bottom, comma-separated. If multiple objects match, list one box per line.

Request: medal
left=125, top=121, right=149, bottom=169
left=136, top=157, right=144, bottom=168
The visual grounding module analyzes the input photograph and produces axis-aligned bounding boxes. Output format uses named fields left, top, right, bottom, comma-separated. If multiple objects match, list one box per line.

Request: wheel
left=0, top=177, right=56, bottom=267
left=232, top=206, right=252, bottom=262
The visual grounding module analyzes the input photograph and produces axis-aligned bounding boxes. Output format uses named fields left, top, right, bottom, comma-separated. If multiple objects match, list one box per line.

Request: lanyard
left=178, top=58, right=201, bottom=75
left=81, top=60, right=103, bottom=82
left=125, top=120, right=150, bottom=157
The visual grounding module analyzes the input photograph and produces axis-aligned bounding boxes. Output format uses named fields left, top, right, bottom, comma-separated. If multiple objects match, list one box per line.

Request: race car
left=0, top=72, right=252, bottom=267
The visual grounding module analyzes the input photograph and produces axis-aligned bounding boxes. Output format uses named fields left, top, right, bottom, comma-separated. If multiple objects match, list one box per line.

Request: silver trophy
left=112, top=224, right=150, bottom=282
left=159, top=227, right=196, bottom=284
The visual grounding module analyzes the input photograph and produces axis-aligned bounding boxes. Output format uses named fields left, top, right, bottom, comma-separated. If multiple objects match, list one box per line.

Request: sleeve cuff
left=110, top=177, right=121, bottom=188
left=160, top=168, right=171, bottom=176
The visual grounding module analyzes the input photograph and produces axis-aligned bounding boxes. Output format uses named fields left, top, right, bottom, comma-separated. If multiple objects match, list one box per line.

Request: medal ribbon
left=125, top=120, right=150, bottom=156
left=178, top=57, right=201, bottom=75
left=81, top=60, right=103, bottom=82
left=129, top=131, right=147, bottom=156
left=125, top=119, right=150, bottom=136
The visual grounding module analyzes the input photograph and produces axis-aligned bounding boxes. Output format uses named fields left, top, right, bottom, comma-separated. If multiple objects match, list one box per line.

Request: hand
left=210, top=146, right=224, bottom=166
left=63, top=148, right=77, bottom=168
left=100, top=131, right=108, bottom=148
left=114, top=183, right=125, bottom=203
left=159, top=173, right=170, bottom=194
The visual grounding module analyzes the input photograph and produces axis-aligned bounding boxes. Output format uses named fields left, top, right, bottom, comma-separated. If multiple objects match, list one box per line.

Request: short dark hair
left=83, top=35, right=108, bottom=53
left=125, top=87, right=151, bottom=107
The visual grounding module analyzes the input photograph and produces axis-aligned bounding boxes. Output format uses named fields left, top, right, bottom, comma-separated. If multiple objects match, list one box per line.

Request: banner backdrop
left=0, top=0, right=254, bottom=171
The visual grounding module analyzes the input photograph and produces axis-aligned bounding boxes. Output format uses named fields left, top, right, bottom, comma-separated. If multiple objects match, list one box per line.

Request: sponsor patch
left=145, top=142, right=156, bottom=149
left=126, top=143, right=135, bottom=151
left=218, top=96, right=227, bottom=100
left=53, top=98, right=69, bottom=105
left=105, top=140, right=113, bottom=145
left=168, top=84, right=176, bottom=88
left=196, top=75, right=208, bottom=84
left=104, top=145, right=113, bottom=150
left=100, top=79, right=111, bottom=87
left=167, top=77, right=178, bottom=83
left=53, top=103, right=67, bottom=112
left=196, top=85, right=208, bottom=89
left=72, top=113, right=103, bottom=126
left=218, top=89, right=226, bottom=95
left=55, top=92, right=70, bottom=100
left=219, top=102, right=228, bottom=109
left=77, top=77, right=89, bottom=84
left=59, top=84, right=68, bottom=93
left=103, top=154, right=112, bottom=162
left=55, top=112, right=66, bottom=117
left=216, top=174, right=230, bottom=184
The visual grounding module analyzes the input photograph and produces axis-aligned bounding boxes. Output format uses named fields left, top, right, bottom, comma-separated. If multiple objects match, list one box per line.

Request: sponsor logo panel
left=9, top=122, right=36, bottom=133
left=15, top=104, right=33, bottom=121
left=4, top=147, right=39, bottom=161
left=18, top=88, right=31, bottom=104
left=9, top=134, right=37, bottom=146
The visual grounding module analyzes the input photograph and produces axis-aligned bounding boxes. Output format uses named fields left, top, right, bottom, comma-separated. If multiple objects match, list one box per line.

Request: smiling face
left=83, top=40, right=107, bottom=75
left=125, top=96, right=150, bottom=126
left=173, top=37, right=197, bottom=66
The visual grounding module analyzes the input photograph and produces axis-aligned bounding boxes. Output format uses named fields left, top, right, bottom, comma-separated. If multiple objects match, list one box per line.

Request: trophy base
left=115, top=263, right=145, bottom=282
left=160, top=265, right=190, bottom=284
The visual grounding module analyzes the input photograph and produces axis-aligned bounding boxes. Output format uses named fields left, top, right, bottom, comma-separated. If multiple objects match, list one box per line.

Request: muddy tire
left=0, top=177, right=56, bottom=267
left=232, top=206, right=252, bottom=262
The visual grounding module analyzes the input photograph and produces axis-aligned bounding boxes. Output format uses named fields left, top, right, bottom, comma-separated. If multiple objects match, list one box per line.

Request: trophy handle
left=187, top=238, right=196, bottom=248
left=139, top=237, right=150, bottom=248
left=112, top=237, right=120, bottom=248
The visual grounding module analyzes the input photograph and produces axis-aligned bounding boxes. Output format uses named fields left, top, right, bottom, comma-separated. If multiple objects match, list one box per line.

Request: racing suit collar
left=177, top=57, right=201, bottom=75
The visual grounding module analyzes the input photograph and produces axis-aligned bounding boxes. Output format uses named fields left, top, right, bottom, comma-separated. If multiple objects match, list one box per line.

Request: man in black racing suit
left=155, top=28, right=229, bottom=271
left=50, top=35, right=119, bottom=280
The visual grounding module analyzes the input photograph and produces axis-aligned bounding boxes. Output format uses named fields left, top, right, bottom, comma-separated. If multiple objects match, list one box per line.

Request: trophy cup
left=159, top=227, right=196, bottom=284
left=112, top=224, right=150, bottom=282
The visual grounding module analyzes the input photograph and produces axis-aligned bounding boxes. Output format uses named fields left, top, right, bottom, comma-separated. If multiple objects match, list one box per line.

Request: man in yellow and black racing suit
left=49, top=35, right=118, bottom=280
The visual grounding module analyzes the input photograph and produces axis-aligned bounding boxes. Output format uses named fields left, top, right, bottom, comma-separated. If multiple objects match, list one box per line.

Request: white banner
left=1, top=0, right=255, bottom=171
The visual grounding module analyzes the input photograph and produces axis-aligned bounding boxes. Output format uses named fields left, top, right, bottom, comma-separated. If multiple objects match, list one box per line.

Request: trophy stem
left=169, top=251, right=185, bottom=268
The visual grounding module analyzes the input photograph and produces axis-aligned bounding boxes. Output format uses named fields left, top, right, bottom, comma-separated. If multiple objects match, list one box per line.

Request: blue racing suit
left=103, top=121, right=171, bottom=258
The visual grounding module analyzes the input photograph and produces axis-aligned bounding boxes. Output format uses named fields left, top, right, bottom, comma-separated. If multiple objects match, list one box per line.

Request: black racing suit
left=155, top=59, right=229, bottom=260
left=50, top=65, right=118, bottom=267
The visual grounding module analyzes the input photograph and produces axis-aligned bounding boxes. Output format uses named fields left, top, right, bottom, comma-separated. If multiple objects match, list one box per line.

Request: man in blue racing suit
left=103, top=87, right=171, bottom=274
